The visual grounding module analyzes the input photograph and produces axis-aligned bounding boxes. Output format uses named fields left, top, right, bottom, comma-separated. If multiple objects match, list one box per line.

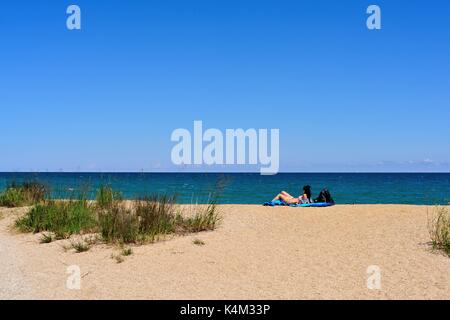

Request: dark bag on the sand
left=314, top=188, right=334, bottom=203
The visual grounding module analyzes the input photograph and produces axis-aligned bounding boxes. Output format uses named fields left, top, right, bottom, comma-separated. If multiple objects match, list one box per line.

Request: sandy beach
left=0, top=204, right=449, bottom=300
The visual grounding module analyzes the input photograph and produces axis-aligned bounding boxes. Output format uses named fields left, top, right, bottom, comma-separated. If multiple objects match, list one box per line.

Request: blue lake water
left=0, top=172, right=449, bottom=205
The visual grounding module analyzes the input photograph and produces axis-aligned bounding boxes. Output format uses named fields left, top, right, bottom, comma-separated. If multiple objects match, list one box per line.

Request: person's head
left=303, top=185, right=312, bottom=200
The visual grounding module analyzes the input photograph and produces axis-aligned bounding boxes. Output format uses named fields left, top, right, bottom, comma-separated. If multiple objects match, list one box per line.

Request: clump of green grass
left=98, top=202, right=140, bottom=244
left=135, top=195, right=179, bottom=241
left=0, top=187, right=24, bottom=207
left=15, top=199, right=97, bottom=236
left=193, top=238, right=205, bottom=246
left=96, top=186, right=122, bottom=209
left=71, top=240, right=90, bottom=253
left=0, top=181, right=48, bottom=207
left=39, top=233, right=54, bottom=244
left=428, top=206, right=450, bottom=256
left=181, top=202, right=220, bottom=233
left=98, top=195, right=180, bottom=244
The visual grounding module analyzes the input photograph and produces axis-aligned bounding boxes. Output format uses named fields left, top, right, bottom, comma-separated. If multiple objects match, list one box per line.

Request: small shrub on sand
left=0, top=181, right=48, bottom=207
left=428, top=206, right=450, bottom=256
left=39, top=233, right=54, bottom=244
left=71, top=241, right=90, bottom=253
left=15, top=199, right=97, bottom=235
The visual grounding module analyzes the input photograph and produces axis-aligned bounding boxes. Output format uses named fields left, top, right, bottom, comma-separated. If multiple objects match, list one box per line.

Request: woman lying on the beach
left=271, top=185, right=312, bottom=205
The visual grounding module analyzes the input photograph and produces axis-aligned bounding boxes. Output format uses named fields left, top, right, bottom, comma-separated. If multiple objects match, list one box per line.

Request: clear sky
left=1, top=0, right=449, bottom=172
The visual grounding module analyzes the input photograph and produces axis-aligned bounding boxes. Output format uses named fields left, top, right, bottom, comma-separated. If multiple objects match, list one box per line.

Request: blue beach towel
left=296, top=202, right=335, bottom=207
left=263, top=199, right=286, bottom=206
left=263, top=200, right=335, bottom=207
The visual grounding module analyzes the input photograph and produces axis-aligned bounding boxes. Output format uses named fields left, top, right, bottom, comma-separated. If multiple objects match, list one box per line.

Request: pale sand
left=0, top=205, right=449, bottom=300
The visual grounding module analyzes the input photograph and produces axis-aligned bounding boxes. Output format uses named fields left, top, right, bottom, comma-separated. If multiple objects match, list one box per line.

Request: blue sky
left=1, top=0, right=449, bottom=172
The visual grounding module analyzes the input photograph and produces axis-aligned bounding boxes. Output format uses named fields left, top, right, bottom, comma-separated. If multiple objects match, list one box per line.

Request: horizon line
left=1, top=171, right=450, bottom=174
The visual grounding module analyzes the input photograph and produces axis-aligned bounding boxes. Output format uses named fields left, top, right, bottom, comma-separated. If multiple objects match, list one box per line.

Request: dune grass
left=98, top=194, right=219, bottom=244
left=0, top=187, right=24, bottom=207
left=98, top=203, right=140, bottom=244
left=15, top=185, right=221, bottom=247
left=0, top=181, right=49, bottom=207
left=181, top=202, right=220, bottom=233
left=15, top=199, right=97, bottom=235
left=96, top=185, right=122, bottom=209
left=428, top=206, right=450, bottom=256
